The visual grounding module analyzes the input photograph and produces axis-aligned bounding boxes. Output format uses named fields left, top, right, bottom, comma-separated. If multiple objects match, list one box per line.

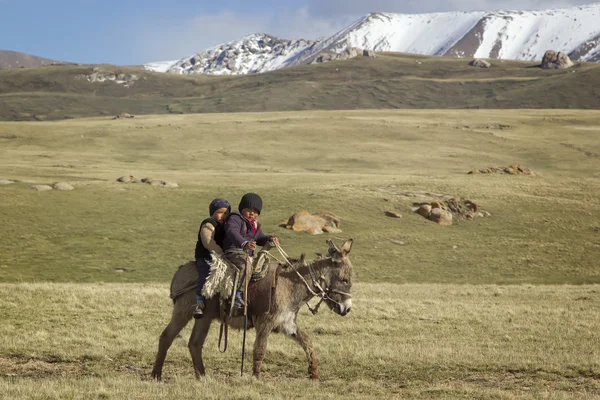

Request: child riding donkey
left=223, top=193, right=279, bottom=311
left=193, top=198, right=231, bottom=318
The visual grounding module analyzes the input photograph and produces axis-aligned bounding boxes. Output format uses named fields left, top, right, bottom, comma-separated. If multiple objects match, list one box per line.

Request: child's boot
left=193, top=297, right=205, bottom=319
left=234, top=291, right=245, bottom=310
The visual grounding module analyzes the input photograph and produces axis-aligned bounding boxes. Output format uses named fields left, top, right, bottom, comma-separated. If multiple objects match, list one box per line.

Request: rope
left=272, top=242, right=347, bottom=314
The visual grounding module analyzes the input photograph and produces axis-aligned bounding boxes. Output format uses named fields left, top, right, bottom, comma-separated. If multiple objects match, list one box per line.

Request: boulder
left=468, top=59, right=491, bottom=68
left=30, top=185, right=53, bottom=191
left=117, top=175, right=138, bottom=183
left=385, top=211, right=402, bottom=218
left=52, top=182, right=74, bottom=190
left=429, top=208, right=453, bottom=226
left=363, top=49, right=377, bottom=58
left=540, top=50, right=574, bottom=69
left=113, top=113, right=135, bottom=119
left=416, top=204, right=432, bottom=218
left=281, top=210, right=342, bottom=235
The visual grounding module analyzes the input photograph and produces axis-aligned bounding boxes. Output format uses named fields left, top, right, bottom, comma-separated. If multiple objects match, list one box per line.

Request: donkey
left=151, top=238, right=354, bottom=380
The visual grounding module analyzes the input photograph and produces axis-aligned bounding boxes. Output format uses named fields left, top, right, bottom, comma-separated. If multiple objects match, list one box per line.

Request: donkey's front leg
left=289, top=327, right=319, bottom=379
left=252, top=321, right=273, bottom=378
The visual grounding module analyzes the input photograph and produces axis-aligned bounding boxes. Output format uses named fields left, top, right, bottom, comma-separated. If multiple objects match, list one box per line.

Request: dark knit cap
left=238, top=193, right=263, bottom=215
left=209, top=198, right=231, bottom=216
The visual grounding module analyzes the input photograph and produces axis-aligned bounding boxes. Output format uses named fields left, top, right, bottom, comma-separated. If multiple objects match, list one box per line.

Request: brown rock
left=30, top=185, right=53, bottom=191
left=416, top=205, right=432, bottom=218
left=117, top=175, right=137, bottom=183
left=313, top=211, right=341, bottom=228
left=429, top=209, right=453, bottom=226
left=385, top=211, right=402, bottom=218
left=52, top=182, right=74, bottom=190
left=284, top=210, right=342, bottom=235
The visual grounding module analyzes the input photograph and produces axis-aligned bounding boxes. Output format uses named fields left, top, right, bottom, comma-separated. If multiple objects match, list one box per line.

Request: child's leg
left=195, top=258, right=211, bottom=300
left=194, top=259, right=210, bottom=318
left=224, top=249, right=249, bottom=308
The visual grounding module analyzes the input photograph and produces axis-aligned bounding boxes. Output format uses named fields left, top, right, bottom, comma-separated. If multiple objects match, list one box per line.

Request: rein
left=272, top=242, right=350, bottom=315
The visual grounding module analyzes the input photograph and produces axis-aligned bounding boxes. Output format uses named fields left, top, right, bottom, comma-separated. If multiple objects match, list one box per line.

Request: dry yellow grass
left=0, top=282, right=599, bottom=399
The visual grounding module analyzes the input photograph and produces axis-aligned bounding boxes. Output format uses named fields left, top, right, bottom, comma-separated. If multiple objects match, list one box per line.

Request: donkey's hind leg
left=288, top=327, right=319, bottom=379
left=151, top=294, right=194, bottom=380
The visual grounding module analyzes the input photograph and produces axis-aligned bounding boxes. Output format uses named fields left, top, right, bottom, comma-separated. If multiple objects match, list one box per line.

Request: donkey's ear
left=326, top=239, right=341, bottom=254
left=299, top=253, right=306, bottom=265
left=315, top=252, right=323, bottom=259
left=341, top=238, right=353, bottom=255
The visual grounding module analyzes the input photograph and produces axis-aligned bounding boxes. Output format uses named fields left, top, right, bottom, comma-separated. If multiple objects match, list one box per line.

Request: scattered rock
left=310, top=47, right=363, bottom=64
left=412, top=197, right=490, bottom=226
left=52, top=182, right=74, bottom=190
left=0, top=180, right=14, bottom=185
left=385, top=211, right=402, bottom=218
left=76, top=69, right=139, bottom=86
left=112, top=113, right=135, bottom=120
left=429, top=208, right=453, bottom=226
left=116, top=175, right=177, bottom=187
left=30, top=185, right=53, bottom=191
left=149, top=180, right=178, bottom=188
left=363, top=49, right=377, bottom=58
left=593, top=226, right=599, bottom=233
left=281, top=210, right=342, bottom=235
left=540, top=50, right=574, bottom=69
left=468, top=59, right=491, bottom=68
left=117, top=175, right=138, bottom=183
left=416, top=204, right=432, bottom=218
left=467, top=164, right=534, bottom=175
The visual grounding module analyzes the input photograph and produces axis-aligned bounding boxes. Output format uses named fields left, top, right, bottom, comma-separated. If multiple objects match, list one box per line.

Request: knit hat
left=238, top=192, right=263, bottom=215
left=209, top=198, right=231, bottom=216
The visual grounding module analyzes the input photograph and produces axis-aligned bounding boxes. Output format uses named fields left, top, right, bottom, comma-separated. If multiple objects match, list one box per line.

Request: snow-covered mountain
left=145, top=3, right=600, bottom=75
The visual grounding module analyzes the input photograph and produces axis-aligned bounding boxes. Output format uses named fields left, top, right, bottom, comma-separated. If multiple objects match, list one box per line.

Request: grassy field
left=0, top=109, right=599, bottom=398
left=2, top=53, right=600, bottom=121
left=0, top=283, right=599, bottom=399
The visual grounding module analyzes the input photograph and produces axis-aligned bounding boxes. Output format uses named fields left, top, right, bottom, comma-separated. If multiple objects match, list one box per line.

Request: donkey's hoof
left=151, top=371, right=162, bottom=381
left=309, top=370, right=320, bottom=380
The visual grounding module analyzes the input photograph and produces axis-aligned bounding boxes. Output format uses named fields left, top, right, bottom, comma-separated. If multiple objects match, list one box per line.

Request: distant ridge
left=0, top=50, right=69, bottom=69
left=145, top=3, right=600, bottom=75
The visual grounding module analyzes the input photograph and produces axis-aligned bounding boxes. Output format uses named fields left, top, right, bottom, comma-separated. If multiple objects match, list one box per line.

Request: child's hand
left=269, top=236, right=280, bottom=246
left=245, top=241, right=257, bottom=251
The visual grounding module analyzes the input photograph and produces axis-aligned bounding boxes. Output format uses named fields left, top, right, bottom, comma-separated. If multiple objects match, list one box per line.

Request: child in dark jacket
left=193, top=198, right=231, bottom=318
left=223, top=193, right=278, bottom=310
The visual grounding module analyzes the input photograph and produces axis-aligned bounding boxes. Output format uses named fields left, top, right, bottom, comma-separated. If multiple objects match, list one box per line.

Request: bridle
left=272, top=242, right=351, bottom=315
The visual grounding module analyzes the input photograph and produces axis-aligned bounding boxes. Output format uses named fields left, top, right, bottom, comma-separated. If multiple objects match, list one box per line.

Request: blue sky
left=0, top=0, right=594, bottom=65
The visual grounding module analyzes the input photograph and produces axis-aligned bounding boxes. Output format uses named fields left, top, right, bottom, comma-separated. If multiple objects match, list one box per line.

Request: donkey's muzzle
left=334, top=299, right=352, bottom=316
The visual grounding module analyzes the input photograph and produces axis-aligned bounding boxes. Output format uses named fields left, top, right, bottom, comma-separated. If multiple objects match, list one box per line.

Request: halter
left=272, top=242, right=351, bottom=315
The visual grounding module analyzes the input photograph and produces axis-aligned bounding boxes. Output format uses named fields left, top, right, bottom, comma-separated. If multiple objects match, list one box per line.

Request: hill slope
left=2, top=53, right=600, bottom=121
left=0, top=50, right=68, bottom=69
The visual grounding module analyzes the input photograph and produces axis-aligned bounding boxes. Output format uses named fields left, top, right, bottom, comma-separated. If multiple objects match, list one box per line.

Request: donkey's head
left=323, top=238, right=354, bottom=316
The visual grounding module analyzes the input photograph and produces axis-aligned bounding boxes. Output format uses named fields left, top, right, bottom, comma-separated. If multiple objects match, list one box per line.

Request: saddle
left=169, top=252, right=281, bottom=316
left=246, top=263, right=281, bottom=315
